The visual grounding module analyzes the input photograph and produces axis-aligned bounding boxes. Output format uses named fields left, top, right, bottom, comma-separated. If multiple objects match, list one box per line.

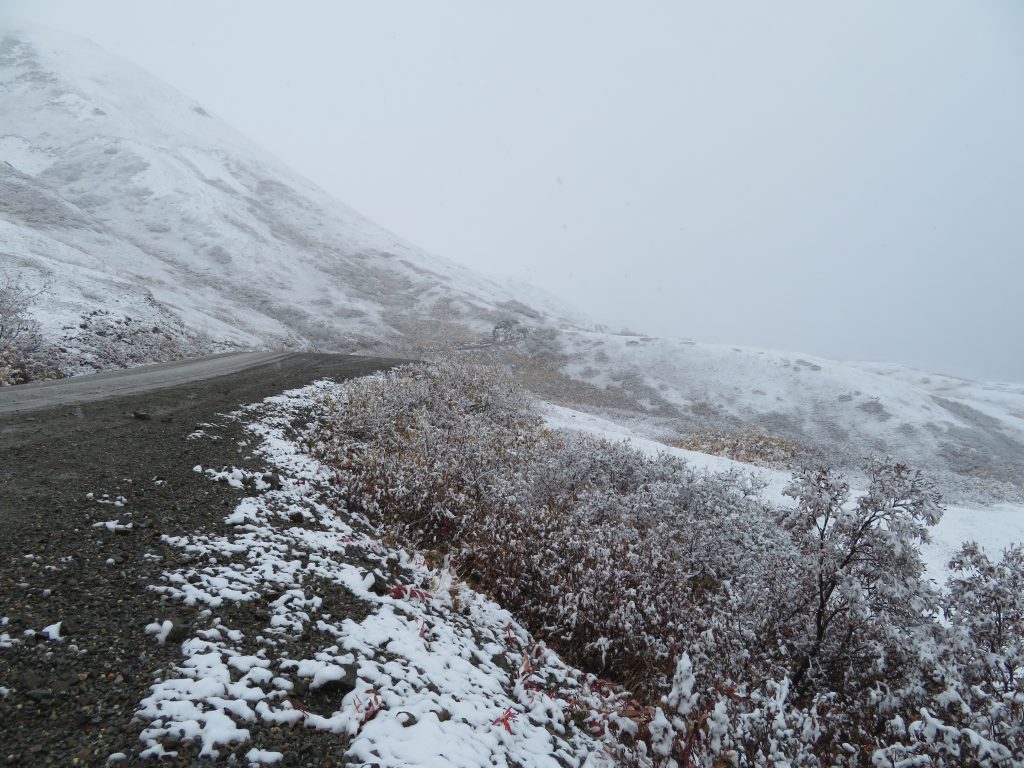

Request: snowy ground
left=134, top=384, right=641, bottom=767
left=553, top=331, right=1024, bottom=504
left=541, top=402, right=1024, bottom=580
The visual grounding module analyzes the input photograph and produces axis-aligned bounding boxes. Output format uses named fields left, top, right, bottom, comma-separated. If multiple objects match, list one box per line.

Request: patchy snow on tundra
left=140, top=360, right=1024, bottom=767
left=137, top=380, right=639, bottom=767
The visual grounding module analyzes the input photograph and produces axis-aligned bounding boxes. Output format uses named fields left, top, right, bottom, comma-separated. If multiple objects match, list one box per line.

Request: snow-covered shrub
left=56, top=307, right=217, bottom=375
left=307, top=355, right=539, bottom=547
left=307, top=356, right=792, bottom=697
left=644, top=471, right=1022, bottom=767
left=0, top=275, right=59, bottom=384
left=777, top=462, right=943, bottom=700
left=0, top=277, right=219, bottom=382
left=940, top=543, right=1024, bottom=759
left=306, top=358, right=1023, bottom=766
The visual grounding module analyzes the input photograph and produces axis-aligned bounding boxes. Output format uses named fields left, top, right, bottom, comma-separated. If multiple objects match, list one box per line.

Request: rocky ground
left=0, top=354, right=401, bottom=767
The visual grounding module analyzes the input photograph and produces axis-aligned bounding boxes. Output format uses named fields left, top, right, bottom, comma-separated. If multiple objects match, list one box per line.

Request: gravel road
left=0, top=353, right=403, bottom=766
left=0, top=352, right=295, bottom=415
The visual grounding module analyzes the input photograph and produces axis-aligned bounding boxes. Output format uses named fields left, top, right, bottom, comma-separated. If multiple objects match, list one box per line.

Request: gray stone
left=309, top=666, right=357, bottom=698
left=165, top=620, right=190, bottom=643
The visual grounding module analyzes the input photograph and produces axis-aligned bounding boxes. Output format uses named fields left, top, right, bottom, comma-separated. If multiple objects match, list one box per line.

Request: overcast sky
left=7, top=1, right=1024, bottom=381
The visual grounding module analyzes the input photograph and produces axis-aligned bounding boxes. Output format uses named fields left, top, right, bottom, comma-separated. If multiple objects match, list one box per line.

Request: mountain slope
left=0, top=23, right=567, bottom=364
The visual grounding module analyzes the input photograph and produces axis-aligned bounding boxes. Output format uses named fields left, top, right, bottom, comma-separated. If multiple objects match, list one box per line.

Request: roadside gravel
left=0, top=354, right=401, bottom=767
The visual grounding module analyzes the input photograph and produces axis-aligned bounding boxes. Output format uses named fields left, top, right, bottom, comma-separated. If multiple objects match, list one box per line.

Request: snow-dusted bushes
left=778, top=462, right=943, bottom=701
left=55, top=307, right=216, bottom=375
left=306, top=357, right=786, bottom=695
left=674, top=430, right=806, bottom=469
left=306, top=356, right=539, bottom=545
left=0, top=277, right=216, bottom=383
left=305, top=358, right=1023, bottom=766
left=935, top=544, right=1024, bottom=760
left=0, top=275, right=58, bottom=385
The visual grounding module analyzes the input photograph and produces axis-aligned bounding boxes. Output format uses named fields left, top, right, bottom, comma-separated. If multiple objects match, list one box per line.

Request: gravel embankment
left=0, top=354, right=402, bottom=766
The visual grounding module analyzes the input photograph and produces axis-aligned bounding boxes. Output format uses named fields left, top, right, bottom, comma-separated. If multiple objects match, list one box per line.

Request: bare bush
left=59, top=308, right=215, bottom=374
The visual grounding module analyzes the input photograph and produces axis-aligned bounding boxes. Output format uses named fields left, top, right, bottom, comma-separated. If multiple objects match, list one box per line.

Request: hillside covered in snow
left=542, top=332, right=1024, bottom=503
left=2, top=22, right=1023, bottom=504
left=0, top=23, right=575, bottom=366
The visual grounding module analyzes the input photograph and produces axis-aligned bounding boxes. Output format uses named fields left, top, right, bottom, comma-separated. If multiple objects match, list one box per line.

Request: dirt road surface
left=0, top=353, right=403, bottom=766
left=0, top=352, right=296, bottom=415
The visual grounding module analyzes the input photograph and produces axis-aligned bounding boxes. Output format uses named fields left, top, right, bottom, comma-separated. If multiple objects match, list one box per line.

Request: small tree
left=0, top=275, right=39, bottom=343
left=779, top=460, right=943, bottom=700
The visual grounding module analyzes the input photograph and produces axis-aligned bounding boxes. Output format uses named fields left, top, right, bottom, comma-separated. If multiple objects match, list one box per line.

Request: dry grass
left=673, top=429, right=807, bottom=469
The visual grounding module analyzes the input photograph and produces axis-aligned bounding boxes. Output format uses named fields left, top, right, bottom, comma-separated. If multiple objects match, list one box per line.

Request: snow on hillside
left=0, top=22, right=569, bottom=362
left=548, top=330, right=1024, bottom=503
left=853, top=361, right=1024, bottom=445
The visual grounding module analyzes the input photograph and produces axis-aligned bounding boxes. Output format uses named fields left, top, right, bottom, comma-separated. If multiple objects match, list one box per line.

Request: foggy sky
left=7, top=1, right=1024, bottom=381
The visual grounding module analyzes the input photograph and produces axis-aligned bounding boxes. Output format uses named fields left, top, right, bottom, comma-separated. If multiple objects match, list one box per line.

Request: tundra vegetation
left=0, top=276, right=218, bottom=384
left=673, top=430, right=807, bottom=470
left=0, top=274, right=51, bottom=385
left=303, top=356, right=1023, bottom=767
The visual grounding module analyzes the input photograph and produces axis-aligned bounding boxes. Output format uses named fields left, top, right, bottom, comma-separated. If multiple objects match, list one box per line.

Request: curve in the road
left=0, top=351, right=296, bottom=415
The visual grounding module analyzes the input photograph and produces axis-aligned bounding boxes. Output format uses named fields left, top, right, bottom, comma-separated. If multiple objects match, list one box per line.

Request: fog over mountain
left=6, top=1, right=1022, bottom=381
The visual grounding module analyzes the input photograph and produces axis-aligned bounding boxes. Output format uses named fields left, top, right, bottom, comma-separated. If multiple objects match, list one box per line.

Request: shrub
left=777, top=462, right=943, bottom=700
left=674, top=430, right=806, bottom=469
left=941, top=543, right=1024, bottom=756
left=58, top=307, right=216, bottom=374
left=306, top=357, right=793, bottom=696
left=304, top=357, right=1023, bottom=766
left=0, top=275, right=57, bottom=385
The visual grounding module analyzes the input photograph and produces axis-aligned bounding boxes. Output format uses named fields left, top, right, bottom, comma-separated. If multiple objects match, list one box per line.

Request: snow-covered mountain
left=2, top=22, right=1022, bottom=504
left=0, top=23, right=574, bottom=363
